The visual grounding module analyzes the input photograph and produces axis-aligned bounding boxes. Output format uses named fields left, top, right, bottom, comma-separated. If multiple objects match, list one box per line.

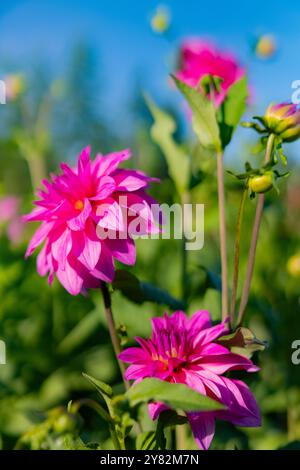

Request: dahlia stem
left=230, top=188, right=247, bottom=326
left=181, top=191, right=191, bottom=303
left=217, top=151, right=229, bottom=321
left=237, top=133, right=275, bottom=326
left=100, top=282, right=129, bottom=391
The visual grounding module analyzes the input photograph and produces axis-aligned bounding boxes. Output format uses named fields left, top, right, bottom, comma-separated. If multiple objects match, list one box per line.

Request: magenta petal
left=124, top=364, right=150, bottom=381
left=93, top=149, right=131, bottom=177
left=218, top=378, right=261, bottom=427
left=37, top=243, right=49, bottom=276
left=118, top=347, right=148, bottom=363
left=187, top=413, right=215, bottom=450
left=90, top=242, right=114, bottom=282
left=77, top=146, right=91, bottom=175
left=67, top=198, right=91, bottom=231
left=200, top=353, right=259, bottom=374
left=113, top=169, right=158, bottom=192
left=56, top=257, right=83, bottom=295
left=193, top=322, right=229, bottom=348
left=148, top=402, right=169, bottom=420
left=106, top=237, right=136, bottom=265
left=92, top=176, right=116, bottom=200
left=188, top=310, right=212, bottom=332
left=23, top=207, right=47, bottom=222
left=50, top=227, right=72, bottom=269
left=96, top=200, right=125, bottom=232
left=25, top=221, right=54, bottom=257
left=182, top=369, right=206, bottom=395
left=71, top=220, right=101, bottom=271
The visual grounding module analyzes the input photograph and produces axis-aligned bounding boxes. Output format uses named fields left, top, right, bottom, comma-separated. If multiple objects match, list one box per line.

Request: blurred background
left=0, top=0, right=300, bottom=450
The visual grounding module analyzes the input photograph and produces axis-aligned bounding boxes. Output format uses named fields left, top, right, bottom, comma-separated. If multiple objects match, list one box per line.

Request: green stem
left=237, top=133, right=275, bottom=326
left=181, top=191, right=191, bottom=303
left=100, top=282, right=129, bottom=391
left=230, top=188, right=247, bottom=326
left=217, top=151, right=229, bottom=321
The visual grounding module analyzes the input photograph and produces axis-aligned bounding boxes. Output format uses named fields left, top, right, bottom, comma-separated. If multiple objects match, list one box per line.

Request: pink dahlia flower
left=119, top=310, right=261, bottom=450
left=0, top=196, right=24, bottom=244
left=24, top=147, right=159, bottom=295
left=176, top=39, right=245, bottom=107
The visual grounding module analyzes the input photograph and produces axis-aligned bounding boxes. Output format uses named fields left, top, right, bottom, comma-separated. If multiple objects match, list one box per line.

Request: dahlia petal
left=67, top=198, right=91, bottom=231
left=107, top=237, right=136, bottom=265
left=91, top=176, right=116, bottom=200
left=118, top=347, right=149, bottom=363
left=71, top=220, right=101, bottom=271
left=188, top=310, right=211, bottom=332
left=217, top=378, right=261, bottom=427
left=77, top=146, right=91, bottom=176
left=124, top=364, right=150, bottom=381
left=113, top=169, right=159, bottom=192
left=148, top=402, right=169, bottom=420
left=196, top=343, right=229, bottom=356
left=90, top=243, right=114, bottom=282
left=187, top=413, right=215, bottom=450
left=96, top=200, right=125, bottom=232
left=182, top=369, right=207, bottom=395
left=23, top=207, right=47, bottom=222
left=51, top=227, right=72, bottom=269
left=56, top=257, right=83, bottom=295
left=37, top=243, right=49, bottom=276
left=193, top=322, right=229, bottom=348
left=200, top=353, right=259, bottom=374
left=92, top=149, right=131, bottom=177
left=25, top=221, right=54, bottom=258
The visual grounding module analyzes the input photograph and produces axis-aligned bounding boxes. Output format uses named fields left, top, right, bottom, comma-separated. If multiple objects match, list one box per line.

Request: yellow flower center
left=74, top=200, right=84, bottom=211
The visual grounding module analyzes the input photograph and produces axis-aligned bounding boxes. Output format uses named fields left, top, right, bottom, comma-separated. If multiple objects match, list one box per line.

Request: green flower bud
left=53, top=412, right=78, bottom=434
left=248, top=171, right=273, bottom=194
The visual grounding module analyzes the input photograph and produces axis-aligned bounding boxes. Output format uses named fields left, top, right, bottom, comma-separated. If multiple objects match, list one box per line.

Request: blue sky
left=0, top=0, right=299, bottom=126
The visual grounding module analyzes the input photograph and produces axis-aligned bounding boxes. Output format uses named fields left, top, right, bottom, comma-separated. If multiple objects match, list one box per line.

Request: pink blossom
left=176, top=39, right=245, bottom=107
left=0, top=196, right=24, bottom=244
left=24, top=147, right=159, bottom=295
left=119, top=310, right=261, bottom=450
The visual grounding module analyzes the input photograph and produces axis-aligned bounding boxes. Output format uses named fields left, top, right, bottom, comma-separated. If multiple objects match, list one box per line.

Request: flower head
left=263, top=102, right=300, bottom=142
left=24, top=147, right=159, bottom=295
left=119, top=310, right=261, bottom=450
left=176, top=39, right=245, bottom=107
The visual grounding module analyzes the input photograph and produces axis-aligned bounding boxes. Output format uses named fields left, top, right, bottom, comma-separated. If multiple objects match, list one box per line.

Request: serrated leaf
left=173, top=76, right=221, bottom=151
left=145, top=94, right=190, bottom=195
left=113, top=269, right=185, bottom=310
left=127, top=378, right=225, bottom=412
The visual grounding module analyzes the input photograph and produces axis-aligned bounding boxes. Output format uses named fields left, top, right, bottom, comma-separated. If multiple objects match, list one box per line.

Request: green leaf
left=136, top=431, right=161, bottom=450
left=82, top=373, right=113, bottom=399
left=145, top=94, right=190, bottom=195
left=218, top=77, right=248, bottom=148
left=63, top=435, right=89, bottom=450
left=172, top=76, right=221, bottom=151
left=113, top=269, right=185, bottom=310
left=126, top=378, right=225, bottom=412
